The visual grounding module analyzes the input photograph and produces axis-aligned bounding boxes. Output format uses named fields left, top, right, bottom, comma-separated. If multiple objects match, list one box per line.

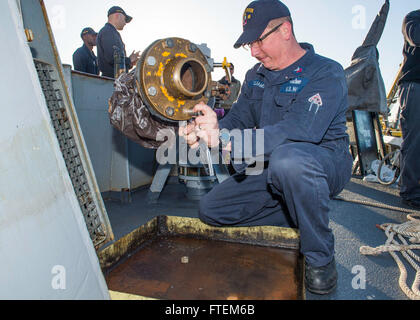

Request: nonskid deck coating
left=105, top=235, right=303, bottom=300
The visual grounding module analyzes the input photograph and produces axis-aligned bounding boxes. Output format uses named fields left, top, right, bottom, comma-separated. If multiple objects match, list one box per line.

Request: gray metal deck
left=103, top=177, right=418, bottom=300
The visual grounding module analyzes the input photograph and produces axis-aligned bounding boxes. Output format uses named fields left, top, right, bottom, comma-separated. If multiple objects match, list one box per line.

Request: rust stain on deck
left=105, top=236, right=303, bottom=300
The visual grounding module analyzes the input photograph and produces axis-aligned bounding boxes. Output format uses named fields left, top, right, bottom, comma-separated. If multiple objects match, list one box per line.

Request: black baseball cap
left=108, top=6, right=133, bottom=23
left=80, top=27, right=97, bottom=38
left=234, top=0, right=291, bottom=48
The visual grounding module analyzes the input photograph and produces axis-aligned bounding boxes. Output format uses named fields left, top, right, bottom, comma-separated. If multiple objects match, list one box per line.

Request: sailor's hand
left=179, top=120, right=200, bottom=149
left=130, top=50, right=141, bottom=66
left=221, top=85, right=231, bottom=101
left=193, top=102, right=220, bottom=148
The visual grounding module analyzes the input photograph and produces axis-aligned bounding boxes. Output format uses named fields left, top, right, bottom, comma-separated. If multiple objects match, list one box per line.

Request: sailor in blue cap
left=72, top=27, right=99, bottom=75
left=96, top=6, right=140, bottom=78
left=180, top=0, right=353, bottom=295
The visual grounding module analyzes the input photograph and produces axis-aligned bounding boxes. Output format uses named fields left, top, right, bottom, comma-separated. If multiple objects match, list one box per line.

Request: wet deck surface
left=104, top=177, right=418, bottom=300
left=105, top=236, right=303, bottom=300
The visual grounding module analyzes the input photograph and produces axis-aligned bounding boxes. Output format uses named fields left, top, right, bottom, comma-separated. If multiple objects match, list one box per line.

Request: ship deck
left=103, top=176, right=418, bottom=300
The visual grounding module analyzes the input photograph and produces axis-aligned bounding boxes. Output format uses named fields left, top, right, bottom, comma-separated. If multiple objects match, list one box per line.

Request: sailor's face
left=87, top=34, right=97, bottom=47
left=115, top=13, right=127, bottom=30
left=250, top=26, right=283, bottom=70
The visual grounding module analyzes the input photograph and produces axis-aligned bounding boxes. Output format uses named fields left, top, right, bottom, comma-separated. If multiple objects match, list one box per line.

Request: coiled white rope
left=360, top=214, right=420, bottom=300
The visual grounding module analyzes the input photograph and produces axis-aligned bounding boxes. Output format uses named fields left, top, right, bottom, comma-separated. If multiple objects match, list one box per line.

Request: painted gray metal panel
left=20, top=0, right=113, bottom=248
left=127, top=139, right=156, bottom=190
left=69, top=71, right=155, bottom=192
left=0, top=0, right=109, bottom=299
left=69, top=72, right=115, bottom=192
left=21, top=0, right=56, bottom=63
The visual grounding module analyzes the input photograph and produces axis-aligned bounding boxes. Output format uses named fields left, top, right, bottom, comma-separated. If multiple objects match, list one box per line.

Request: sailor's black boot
left=402, top=198, right=420, bottom=209
left=305, top=258, right=337, bottom=295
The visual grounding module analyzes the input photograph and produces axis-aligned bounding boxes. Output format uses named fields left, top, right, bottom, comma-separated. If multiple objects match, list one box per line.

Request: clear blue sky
left=44, top=0, right=419, bottom=92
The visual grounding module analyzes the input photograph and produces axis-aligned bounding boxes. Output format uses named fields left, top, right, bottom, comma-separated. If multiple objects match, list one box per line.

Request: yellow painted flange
left=136, top=38, right=212, bottom=122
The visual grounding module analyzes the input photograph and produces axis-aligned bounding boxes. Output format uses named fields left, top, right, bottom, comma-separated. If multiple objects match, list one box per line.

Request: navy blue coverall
left=398, top=10, right=420, bottom=204
left=199, top=43, right=353, bottom=267
left=97, top=23, right=132, bottom=78
left=72, top=44, right=99, bottom=75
